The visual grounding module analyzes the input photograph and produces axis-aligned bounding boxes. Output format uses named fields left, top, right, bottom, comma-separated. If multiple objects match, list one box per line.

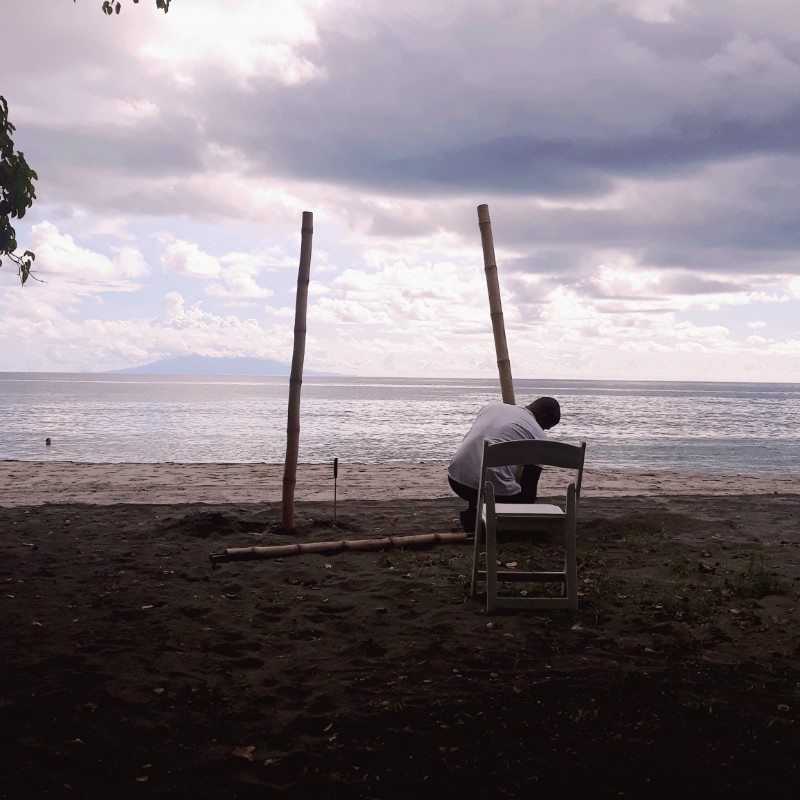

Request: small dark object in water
left=45, top=438, right=52, bottom=446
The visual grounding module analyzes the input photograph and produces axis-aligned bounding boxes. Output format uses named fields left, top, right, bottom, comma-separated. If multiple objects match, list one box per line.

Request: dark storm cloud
left=658, top=273, right=742, bottom=294
left=229, top=103, right=800, bottom=196
left=197, top=0, right=800, bottom=198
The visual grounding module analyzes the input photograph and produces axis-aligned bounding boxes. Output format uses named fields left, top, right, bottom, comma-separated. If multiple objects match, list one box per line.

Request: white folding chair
left=469, top=439, right=586, bottom=612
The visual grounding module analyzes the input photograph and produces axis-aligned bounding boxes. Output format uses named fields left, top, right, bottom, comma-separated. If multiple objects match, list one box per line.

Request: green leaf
left=1, top=95, right=38, bottom=284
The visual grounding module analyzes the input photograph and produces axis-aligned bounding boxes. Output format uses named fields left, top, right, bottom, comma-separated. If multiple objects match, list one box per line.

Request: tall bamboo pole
left=477, top=203, right=515, bottom=404
left=282, top=211, right=314, bottom=531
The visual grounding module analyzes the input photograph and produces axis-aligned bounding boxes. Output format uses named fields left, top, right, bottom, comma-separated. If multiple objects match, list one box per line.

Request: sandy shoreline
left=1, top=460, right=799, bottom=506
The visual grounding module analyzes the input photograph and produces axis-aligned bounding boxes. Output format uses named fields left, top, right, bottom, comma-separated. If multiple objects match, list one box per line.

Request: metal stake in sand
left=282, top=211, right=314, bottom=532
left=333, top=457, right=338, bottom=527
left=477, top=203, right=515, bottom=405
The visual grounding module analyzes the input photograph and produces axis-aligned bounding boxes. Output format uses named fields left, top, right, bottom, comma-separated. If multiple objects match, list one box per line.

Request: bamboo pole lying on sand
left=477, top=203, right=515, bottom=405
left=282, top=211, right=314, bottom=531
left=209, top=531, right=469, bottom=563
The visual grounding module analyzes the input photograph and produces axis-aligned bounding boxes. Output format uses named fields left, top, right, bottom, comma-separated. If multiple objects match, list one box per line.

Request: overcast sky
left=2, top=0, right=799, bottom=381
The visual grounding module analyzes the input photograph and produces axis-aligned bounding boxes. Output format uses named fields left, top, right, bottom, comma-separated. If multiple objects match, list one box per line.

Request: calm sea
left=1, top=374, right=798, bottom=475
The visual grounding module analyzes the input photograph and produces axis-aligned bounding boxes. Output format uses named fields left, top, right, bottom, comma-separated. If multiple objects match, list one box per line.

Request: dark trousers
left=449, top=465, right=542, bottom=533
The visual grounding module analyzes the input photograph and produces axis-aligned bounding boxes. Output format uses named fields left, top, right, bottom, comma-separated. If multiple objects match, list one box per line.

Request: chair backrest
left=480, top=438, right=586, bottom=501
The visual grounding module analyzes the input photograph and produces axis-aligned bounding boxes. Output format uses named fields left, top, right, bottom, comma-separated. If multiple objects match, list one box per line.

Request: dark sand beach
left=1, top=465, right=799, bottom=797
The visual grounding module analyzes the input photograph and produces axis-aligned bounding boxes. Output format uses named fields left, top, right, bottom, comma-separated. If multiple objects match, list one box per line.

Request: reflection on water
left=1, top=374, right=798, bottom=474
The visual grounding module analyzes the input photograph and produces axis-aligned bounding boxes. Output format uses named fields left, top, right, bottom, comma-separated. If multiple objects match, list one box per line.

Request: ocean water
left=1, top=374, right=798, bottom=475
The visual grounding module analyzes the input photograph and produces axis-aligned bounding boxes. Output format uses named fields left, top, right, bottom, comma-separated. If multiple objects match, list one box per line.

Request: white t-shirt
left=447, top=402, right=547, bottom=495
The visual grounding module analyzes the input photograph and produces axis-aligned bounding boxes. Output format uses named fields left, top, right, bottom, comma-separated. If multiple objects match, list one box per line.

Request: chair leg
left=565, top=486, right=578, bottom=610
left=565, top=529, right=577, bottom=610
left=485, top=518, right=497, bottom=613
left=470, top=517, right=482, bottom=598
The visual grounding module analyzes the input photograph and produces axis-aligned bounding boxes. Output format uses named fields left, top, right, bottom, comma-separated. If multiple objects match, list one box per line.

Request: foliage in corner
left=0, top=96, right=38, bottom=285
left=73, top=1, right=172, bottom=14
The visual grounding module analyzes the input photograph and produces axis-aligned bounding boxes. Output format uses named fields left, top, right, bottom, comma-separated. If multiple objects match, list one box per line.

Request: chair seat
left=482, top=503, right=566, bottom=534
left=492, top=503, right=564, bottom=517
left=481, top=504, right=565, bottom=527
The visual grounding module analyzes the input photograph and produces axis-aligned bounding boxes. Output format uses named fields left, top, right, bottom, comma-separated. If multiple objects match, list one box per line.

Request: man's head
left=527, top=396, right=561, bottom=430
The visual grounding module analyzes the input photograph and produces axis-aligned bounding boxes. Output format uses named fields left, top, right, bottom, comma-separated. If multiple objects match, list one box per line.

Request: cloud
left=26, top=222, right=149, bottom=293
left=141, top=0, right=325, bottom=86
left=160, top=241, right=283, bottom=299
left=161, top=240, right=221, bottom=279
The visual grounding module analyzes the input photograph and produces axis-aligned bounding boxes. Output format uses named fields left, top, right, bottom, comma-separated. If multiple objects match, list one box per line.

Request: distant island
left=108, top=355, right=342, bottom=377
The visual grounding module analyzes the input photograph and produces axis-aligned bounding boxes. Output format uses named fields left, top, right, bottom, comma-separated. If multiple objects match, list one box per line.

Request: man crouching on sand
left=447, top=397, right=561, bottom=533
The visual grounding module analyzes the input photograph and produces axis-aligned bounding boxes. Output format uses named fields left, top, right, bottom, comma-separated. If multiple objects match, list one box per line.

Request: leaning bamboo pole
left=477, top=203, right=515, bottom=405
left=209, top=531, right=469, bottom=563
left=282, top=211, right=314, bottom=531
